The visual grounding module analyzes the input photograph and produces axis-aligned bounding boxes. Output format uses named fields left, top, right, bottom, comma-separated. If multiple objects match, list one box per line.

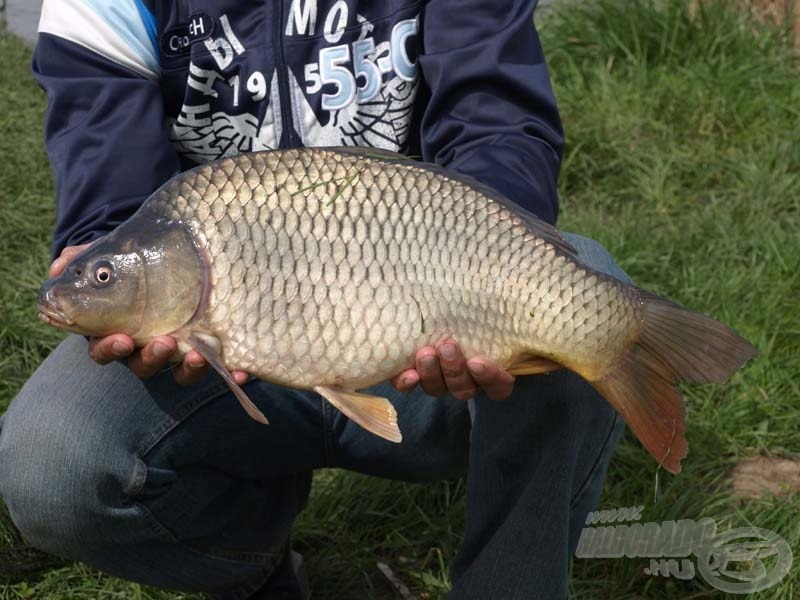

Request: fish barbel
left=37, top=147, right=757, bottom=473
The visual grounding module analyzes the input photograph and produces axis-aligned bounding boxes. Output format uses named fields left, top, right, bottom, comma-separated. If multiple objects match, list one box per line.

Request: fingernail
left=187, top=360, right=205, bottom=369
left=403, top=375, right=417, bottom=388
left=439, top=344, right=456, bottom=361
left=152, top=342, right=171, bottom=359
left=111, top=341, right=130, bottom=357
left=420, top=356, right=436, bottom=371
left=468, top=363, right=485, bottom=376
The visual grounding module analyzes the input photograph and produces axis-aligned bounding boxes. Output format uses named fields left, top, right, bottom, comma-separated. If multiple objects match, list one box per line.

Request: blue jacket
left=33, top=0, right=563, bottom=257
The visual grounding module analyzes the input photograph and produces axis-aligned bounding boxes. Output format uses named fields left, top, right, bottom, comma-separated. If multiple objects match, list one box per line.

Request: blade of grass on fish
left=357, top=151, right=421, bottom=162
left=290, top=178, right=331, bottom=197
left=332, top=146, right=421, bottom=162
left=325, top=172, right=360, bottom=206
left=291, top=172, right=362, bottom=203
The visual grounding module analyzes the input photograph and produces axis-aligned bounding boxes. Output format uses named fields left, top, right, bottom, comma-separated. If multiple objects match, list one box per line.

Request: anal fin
left=506, top=354, right=563, bottom=376
left=188, top=335, right=269, bottom=425
left=314, top=386, right=402, bottom=443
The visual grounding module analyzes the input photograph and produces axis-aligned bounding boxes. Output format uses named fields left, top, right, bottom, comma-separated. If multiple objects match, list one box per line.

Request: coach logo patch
left=161, top=14, right=214, bottom=56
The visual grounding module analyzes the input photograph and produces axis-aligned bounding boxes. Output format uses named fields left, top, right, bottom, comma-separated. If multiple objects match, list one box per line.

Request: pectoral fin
left=314, top=386, right=402, bottom=443
left=188, top=334, right=269, bottom=425
left=506, top=354, right=563, bottom=376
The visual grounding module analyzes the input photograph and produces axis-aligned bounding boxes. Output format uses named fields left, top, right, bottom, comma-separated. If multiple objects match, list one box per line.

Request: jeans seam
left=321, top=395, right=334, bottom=467
left=137, top=380, right=231, bottom=460
left=134, top=500, right=180, bottom=543
left=569, top=412, right=621, bottom=507
left=133, top=501, right=280, bottom=566
left=126, top=380, right=286, bottom=567
left=185, top=543, right=279, bottom=566
left=212, top=563, right=280, bottom=600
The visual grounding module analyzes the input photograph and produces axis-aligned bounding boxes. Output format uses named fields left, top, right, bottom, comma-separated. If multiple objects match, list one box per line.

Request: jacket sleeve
left=33, top=0, right=182, bottom=258
left=418, top=0, right=563, bottom=224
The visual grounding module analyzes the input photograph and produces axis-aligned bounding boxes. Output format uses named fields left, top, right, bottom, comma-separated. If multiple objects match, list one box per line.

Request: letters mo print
left=171, top=2, right=422, bottom=162
left=285, top=0, right=419, bottom=111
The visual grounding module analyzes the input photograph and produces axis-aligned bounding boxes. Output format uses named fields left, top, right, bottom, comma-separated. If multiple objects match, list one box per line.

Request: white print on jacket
left=168, top=70, right=284, bottom=163
left=38, top=0, right=159, bottom=79
left=168, top=7, right=420, bottom=164
left=288, top=68, right=418, bottom=150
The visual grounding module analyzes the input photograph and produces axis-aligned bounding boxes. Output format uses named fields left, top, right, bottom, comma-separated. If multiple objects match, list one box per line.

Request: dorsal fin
left=324, top=146, right=411, bottom=162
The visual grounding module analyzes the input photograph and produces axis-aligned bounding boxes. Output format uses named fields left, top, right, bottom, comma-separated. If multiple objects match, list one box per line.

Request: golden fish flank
left=150, top=150, right=639, bottom=388
left=38, top=147, right=757, bottom=474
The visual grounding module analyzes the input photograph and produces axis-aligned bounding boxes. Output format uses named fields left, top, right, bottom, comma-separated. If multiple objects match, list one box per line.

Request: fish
left=37, top=147, right=757, bottom=474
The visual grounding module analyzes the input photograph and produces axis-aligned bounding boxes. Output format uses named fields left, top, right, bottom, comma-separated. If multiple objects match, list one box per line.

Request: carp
left=37, top=147, right=757, bottom=473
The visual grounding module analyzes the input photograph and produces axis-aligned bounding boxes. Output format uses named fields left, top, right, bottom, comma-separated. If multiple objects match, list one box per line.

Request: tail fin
left=591, top=291, right=757, bottom=474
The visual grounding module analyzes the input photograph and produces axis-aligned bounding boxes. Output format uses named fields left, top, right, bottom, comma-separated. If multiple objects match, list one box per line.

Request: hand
left=88, top=334, right=220, bottom=385
left=391, top=340, right=515, bottom=401
left=50, top=243, right=248, bottom=386
left=48, top=241, right=96, bottom=278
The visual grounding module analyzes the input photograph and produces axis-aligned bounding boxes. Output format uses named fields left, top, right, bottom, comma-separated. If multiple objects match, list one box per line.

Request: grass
left=1, top=0, right=798, bottom=597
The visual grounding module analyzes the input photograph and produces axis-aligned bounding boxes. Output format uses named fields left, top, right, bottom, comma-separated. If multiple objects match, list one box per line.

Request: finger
left=467, top=358, right=516, bottom=401
left=88, top=334, right=134, bottom=365
left=49, top=242, right=93, bottom=277
left=437, top=341, right=478, bottom=401
left=173, top=353, right=247, bottom=386
left=231, top=371, right=249, bottom=386
left=172, top=349, right=209, bottom=386
left=391, top=369, right=420, bottom=392
left=127, top=336, right=177, bottom=379
left=416, top=347, right=448, bottom=397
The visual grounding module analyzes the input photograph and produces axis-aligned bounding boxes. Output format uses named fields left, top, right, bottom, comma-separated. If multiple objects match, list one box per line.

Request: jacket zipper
left=273, top=0, right=294, bottom=147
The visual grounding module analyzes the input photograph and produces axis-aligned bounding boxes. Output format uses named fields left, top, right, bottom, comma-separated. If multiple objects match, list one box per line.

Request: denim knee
left=0, top=337, right=314, bottom=593
left=0, top=337, right=148, bottom=562
left=0, top=387, right=142, bottom=561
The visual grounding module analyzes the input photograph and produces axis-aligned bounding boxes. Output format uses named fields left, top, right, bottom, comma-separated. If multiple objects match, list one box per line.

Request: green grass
left=1, top=0, right=798, bottom=597
left=547, top=2, right=800, bottom=598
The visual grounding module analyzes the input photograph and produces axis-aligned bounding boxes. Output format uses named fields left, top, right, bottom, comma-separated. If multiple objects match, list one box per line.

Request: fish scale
left=145, top=148, right=630, bottom=389
left=41, top=147, right=757, bottom=473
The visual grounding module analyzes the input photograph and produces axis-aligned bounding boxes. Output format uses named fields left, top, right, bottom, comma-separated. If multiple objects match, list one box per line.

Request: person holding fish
left=0, top=1, right=755, bottom=599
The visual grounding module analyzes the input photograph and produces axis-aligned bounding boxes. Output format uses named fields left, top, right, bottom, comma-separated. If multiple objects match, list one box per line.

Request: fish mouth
left=37, top=286, right=75, bottom=329
left=37, top=303, right=75, bottom=328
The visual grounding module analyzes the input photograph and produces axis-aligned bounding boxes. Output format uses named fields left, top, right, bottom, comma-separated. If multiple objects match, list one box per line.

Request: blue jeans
left=0, top=234, right=627, bottom=599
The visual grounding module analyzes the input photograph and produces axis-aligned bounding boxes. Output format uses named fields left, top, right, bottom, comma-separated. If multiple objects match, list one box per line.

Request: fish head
left=38, top=216, right=206, bottom=342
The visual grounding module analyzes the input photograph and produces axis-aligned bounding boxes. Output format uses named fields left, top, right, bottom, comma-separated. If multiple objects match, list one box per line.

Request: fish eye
left=92, top=260, right=114, bottom=285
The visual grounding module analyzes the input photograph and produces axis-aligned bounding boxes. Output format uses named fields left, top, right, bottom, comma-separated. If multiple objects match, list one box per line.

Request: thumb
left=49, top=242, right=95, bottom=277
